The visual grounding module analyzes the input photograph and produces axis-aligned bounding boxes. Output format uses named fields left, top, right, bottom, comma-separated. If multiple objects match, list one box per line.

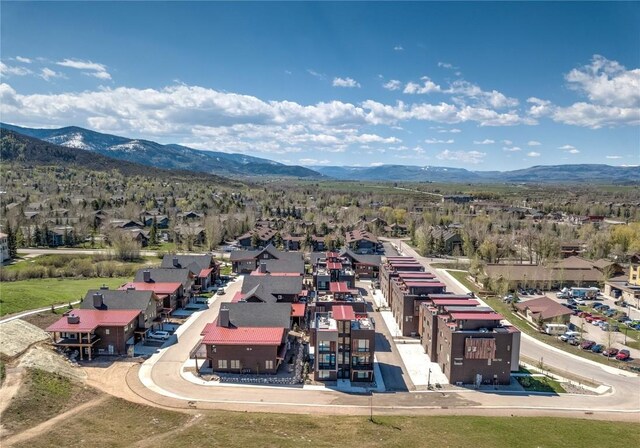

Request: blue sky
left=1, top=1, right=639, bottom=170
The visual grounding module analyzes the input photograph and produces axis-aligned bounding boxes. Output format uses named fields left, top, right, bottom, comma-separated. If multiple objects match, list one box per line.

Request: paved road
left=135, top=255, right=640, bottom=418
left=382, top=238, right=640, bottom=411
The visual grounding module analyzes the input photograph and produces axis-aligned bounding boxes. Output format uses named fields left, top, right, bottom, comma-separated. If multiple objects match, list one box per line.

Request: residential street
left=128, top=245, right=640, bottom=420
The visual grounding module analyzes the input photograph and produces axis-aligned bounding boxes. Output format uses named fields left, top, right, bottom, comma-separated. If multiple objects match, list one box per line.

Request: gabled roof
left=345, top=229, right=377, bottom=244
left=120, top=282, right=181, bottom=294
left=241, top=275, right=303, bottom=299
left=46, top=309, right=140, bottom=333
left=80, top=289, right=156, bottom=312
left=134, top=268, right=192, bottom=286
left=291, top=303, right=306, bottom=317
left=514, top=297, right=573, bottom=320
left=329, top=282, right=350, bottom=293
left=221, top=302, right=292, bottom=328
left=201, top=325, right=286, bottom=345
left=160, top=254, right=215, bottom=275
left=340, top=248, right=381, bottom=266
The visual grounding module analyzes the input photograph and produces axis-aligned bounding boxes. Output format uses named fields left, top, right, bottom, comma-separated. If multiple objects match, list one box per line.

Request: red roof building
left=290, top=303, right=306, bottom=318
left=201, top=325, right=286, bottom=346
left=332, top=305, right=356, bottom=321
left=46, top=309, right=141, bottom=361
left=329, top=282, right=350, bottom=293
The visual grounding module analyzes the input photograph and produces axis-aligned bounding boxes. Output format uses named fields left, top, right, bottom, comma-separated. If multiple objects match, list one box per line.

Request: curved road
left=134, top=242, right=640, bottom=420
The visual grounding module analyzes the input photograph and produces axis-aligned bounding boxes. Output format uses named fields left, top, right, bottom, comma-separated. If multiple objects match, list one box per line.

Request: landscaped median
left=443, top=269, right=640, bottom=372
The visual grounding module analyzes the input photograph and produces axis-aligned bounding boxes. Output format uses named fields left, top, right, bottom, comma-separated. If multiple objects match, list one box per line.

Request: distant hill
left=0, top=130, right=241, bottom=186
left=311, top=163, right=640, bottom=183
left=0, top=123, right=321, bottom=179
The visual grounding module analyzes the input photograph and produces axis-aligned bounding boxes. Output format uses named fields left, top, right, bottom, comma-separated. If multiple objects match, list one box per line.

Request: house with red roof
left=120, top=281, right=183, bottom=312
left=198, top=302, right=292, bottom=375
left=46, top=309, right=141, bottom=360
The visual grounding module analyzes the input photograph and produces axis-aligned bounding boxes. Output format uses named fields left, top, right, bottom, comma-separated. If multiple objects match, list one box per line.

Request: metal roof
left=46, top=309, right=140, bottom=333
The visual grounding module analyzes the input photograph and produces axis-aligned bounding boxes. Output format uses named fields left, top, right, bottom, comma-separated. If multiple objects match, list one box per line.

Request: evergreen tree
left=6, top=224, right=18, bottom=258
left=150, top=216, right=158, bottom=245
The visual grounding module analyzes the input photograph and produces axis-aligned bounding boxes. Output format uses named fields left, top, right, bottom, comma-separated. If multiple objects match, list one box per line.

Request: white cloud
left=565, top=54, right=640, bottom=108
left=568, top=149, right=580, bottom=154
left=525, top=56, right=640, bottom=129
left=306, top=69, right=325, bottom=79
left=502, top=140, right=513, bottom=145
left=436, top=149, right=486, bottom=164
left=383, top=79, right=402, bottom=91
left=15, top=56, right=32, bottom=64
left=332, top=77, right=361, bottom=88
left=606, top=155, right=622, bottom=159
left=393, top=45, right=404, bottom=51
left=438, top=62, right=457, bottom=70
left=527, top=140, right=541, bottom=146
left=0, top=62, right=32, bottom=76
left=370, top=162, right=385, bottom=166
left=445, top=80, right=519, bottom=108
left=425, top=138, right=454, bottom=144
left=437, top=128, right=462, bottom=133
left=39, top=67, right=65, bottom=81
left=473, top=139, right=495, bottom=145
left=503, top=146, right=521, bottom=152
left=403, top=77, right=441, bottom=94
left=299, top=158, right=330, bottom=165
left=527, top=151, right=541, bottom=157
left=558, top=144, right=576, bottom=150
left=56, top=58, right=111, bottom=80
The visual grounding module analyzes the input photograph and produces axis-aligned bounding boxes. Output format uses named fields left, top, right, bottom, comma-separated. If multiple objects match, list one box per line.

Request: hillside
left=0, top=123, right=321, bottom=179
left=312, top=163, right=640, bottom=183
left=0, top=131, right=241, bottom=186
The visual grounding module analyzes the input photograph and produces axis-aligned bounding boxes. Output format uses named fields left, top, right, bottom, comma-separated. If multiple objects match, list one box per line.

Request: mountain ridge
left=0, top=123, right=321, bottom=179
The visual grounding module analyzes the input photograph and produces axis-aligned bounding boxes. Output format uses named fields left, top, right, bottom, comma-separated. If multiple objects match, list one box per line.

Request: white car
left=148, top=330, right=170, bottom=340
left=559, top=331, right=580, bottom=341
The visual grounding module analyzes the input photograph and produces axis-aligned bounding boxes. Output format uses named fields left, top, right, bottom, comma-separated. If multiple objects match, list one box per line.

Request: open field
left=445, top=270, right=639, bottom=371
left=0, top=277, right=130, bottom=316
left=1, top=369, right=100, bottom=437
left=10, top=395, right=640, bottom=448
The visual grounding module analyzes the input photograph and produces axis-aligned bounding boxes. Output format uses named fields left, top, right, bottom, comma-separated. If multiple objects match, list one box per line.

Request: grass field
left=445, top=270, right=638, bottom=372
left=0, top=277, right=130, bottom=316
left=1, top=369, right=100, bottom=436
left=13, top=397, right=640, bottom=448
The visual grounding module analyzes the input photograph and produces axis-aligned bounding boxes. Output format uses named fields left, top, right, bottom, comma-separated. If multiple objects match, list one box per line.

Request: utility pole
left=427, top=367, right=432, bottom=389
left=369, top=391, right=373, bottom=422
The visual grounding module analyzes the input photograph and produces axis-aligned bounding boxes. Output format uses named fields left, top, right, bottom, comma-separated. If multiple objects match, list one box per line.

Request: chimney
left=259, top=263, right=267, bottom=273
left=172, top=256, right=179, bottom=267
left=219, top=306, right=230, bottom=328
left=67, top=314, right=80, bottom=324
left=143, top=270, right=151, bottom=282
left=92, top=293, right=104, bottom=309
left=100, top=284, right=109, bottom=290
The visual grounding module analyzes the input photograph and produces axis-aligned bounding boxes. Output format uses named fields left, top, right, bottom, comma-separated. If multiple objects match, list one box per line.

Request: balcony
left=351, top=363, right=373, bottom=370
left=318, top=363, right=336, bottom=370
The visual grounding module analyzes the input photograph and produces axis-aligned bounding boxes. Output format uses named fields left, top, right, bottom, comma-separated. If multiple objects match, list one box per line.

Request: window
left=217, top=360, right=228, bottom=369
left=230, top=360, right=240, bottom=369
left=265, top=360, right=274, bottom=370
left=105, top=329, right=110, bottom=335
left=319, top=370, right=331, bottom=379
left=318, top=341, right=331, bottom=352
left=453, top=358, right=463, bottom=366
left=356, top=339, right=369, bottom=352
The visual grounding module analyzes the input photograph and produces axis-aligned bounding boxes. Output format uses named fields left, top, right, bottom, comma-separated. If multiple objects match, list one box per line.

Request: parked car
left=592, top=303, right=605, bottom=309
left=217, top=288, right=226, bottom=295
left=578, top=311, right=592, bottom=318
left=573, top=298, right=587, bottom=306
left=559, top=331, right=581, bottom=342
left=567, top=337, right=581, bottom=346
left=603, top=348, right=619, bottom=357
left=148, top=330, right=171, bottom=340
left=591, top=344, right=604, bottom=353
left=586, top=315, right=603, bottom=323
left=615, top=349, right=631, bottom=361
left=601, top=323, right=619, bottom=332
left=580, top=340, right=596, bottom=350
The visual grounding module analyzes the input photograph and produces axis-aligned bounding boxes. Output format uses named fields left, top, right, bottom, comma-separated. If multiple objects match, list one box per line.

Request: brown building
left=419, top=300, right=520, bottom=385
left=119, top=281, right=184, bottom=312
left=199, top=302, right=292, bottom=374
left=47, top=309, right=140, bottom=360
left=390, top=274, right=447, bottom=337
left=514, top=297, right=573, bottom=326
left=311, top=251, right=356, bottom=291
left=230, top=244, right=305, bottom=274
left=311, top=305, right=376, bottom=383
left=380, top=256, right=425, bottom=303
left=160, top=254, right=219, bottom=291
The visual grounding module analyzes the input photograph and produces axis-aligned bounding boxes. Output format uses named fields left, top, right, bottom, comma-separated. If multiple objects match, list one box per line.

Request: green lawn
left=0, top=277, right=130, bottom=316
left=16, top=401, right=640, bottom=448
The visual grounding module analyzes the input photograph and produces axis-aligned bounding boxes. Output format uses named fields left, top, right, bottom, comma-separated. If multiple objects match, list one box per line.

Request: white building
left=0, top=232, right=10, bottom=263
